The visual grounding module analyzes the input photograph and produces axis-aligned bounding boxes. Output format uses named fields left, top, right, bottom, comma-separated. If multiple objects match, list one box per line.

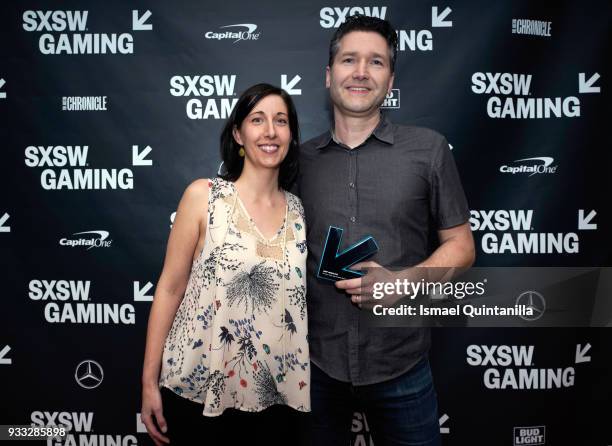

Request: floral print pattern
left=159, top=178, right=310, bottom=415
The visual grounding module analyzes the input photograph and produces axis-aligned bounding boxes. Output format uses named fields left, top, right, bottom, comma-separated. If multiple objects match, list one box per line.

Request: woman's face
left=233, top=94, right=291, bottom=172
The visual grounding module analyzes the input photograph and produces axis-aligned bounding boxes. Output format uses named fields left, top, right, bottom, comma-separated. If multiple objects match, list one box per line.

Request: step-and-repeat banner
left=1, top=1, right=610, bottom=445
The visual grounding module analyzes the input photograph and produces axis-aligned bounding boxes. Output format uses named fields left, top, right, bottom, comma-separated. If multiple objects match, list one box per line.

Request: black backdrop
left=1, top=1, right=611, bottom=445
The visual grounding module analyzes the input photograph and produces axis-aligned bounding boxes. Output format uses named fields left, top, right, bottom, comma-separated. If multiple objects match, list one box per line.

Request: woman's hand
left=140, top=179, right=210, bottom=445
left=141, top=384, right=170, bottom=445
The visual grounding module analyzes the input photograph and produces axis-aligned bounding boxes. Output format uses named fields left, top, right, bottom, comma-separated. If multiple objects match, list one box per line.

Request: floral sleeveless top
left=159, top=178, right=310, bottom=416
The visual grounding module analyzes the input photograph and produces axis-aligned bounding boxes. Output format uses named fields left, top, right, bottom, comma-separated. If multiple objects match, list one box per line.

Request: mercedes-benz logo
left=75, top=360, right=104, bottom=389
left=516, top=291, right=546, bottom=321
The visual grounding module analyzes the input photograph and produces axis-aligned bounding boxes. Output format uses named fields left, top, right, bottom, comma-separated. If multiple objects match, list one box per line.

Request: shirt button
left=350, top=216, right=356, bottom=223
left=349, top=182, right=355, bottom=189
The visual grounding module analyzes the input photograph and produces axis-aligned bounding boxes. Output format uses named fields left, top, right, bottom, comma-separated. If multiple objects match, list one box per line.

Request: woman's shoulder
left=176, top=179, right=210, bottom=217
left=183, top=178, right=211, bottom=198
left=285, top=190, right=305, bottom=218
left=186, top=177, right=235, bottom=199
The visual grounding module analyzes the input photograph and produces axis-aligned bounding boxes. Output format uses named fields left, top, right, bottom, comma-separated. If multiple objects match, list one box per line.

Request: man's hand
left=335, top=261, right=396, bottom=308
left=335, top=263, right=435, bottom=309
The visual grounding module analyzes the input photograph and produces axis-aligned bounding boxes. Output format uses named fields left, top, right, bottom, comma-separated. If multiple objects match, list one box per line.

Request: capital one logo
left=59, top=230, right=112, bottom=250
left=500, top=157, right=557, bottom=176
left=75, top=360, right=104, bottom=389
left=205, top=24, right=260, bottom=43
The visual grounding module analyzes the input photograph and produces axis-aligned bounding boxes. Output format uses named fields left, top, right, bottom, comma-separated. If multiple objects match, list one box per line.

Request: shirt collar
left=315, top=112, right=394, bottom=150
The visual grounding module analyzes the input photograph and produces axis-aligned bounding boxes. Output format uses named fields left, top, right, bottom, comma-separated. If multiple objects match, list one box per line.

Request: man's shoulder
left=391, top=122, right=446, bottom=146
left=300, top=131, right=331, bottom=154
left=387, top=123, right=450, bottom=159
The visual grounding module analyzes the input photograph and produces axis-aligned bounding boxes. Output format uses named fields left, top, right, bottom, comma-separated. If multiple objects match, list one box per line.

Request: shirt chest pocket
left=358, top=165, right=430, bottom=222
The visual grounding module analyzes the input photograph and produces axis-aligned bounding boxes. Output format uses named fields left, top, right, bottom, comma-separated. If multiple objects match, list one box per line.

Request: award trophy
left=317, top=226, right=379, bottom=281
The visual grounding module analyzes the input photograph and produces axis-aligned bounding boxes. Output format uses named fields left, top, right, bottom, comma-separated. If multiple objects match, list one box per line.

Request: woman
left=141, top=84, right=309, bottom=445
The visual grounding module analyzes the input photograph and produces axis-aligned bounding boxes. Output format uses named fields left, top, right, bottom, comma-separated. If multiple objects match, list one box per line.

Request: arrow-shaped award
left=317, top=226, right=379, bottom=281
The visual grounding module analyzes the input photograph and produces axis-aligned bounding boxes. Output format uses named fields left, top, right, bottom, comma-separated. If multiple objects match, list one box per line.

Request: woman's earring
left=238, top=147, right=245, bottom=157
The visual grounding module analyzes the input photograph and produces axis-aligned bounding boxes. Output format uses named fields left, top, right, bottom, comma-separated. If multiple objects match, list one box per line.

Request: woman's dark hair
left=329, top=15, right=398, bottom=72
left=219, top=83, right=300, bottom=190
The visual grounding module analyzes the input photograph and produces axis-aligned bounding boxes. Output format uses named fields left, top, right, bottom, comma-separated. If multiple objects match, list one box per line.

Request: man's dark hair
left=328, top=15, right=398, bottom=72
left=219, top=83, right=300, bottom=190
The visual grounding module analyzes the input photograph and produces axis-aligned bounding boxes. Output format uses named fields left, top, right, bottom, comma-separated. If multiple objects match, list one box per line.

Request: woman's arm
left=141, top=179, right=209, bottom=445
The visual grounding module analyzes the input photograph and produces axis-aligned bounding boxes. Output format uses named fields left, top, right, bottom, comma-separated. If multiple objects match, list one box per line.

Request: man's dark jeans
left=311, top=357, right=441, bottom=446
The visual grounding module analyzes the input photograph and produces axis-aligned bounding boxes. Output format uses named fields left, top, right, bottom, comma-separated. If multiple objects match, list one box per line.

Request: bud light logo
left=513, top=426, right=545, bottom=445
left=382, top=89, right=400, bottom=109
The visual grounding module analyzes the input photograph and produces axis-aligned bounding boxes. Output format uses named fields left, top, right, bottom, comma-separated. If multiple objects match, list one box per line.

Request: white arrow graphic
left=134, top=281, right=154, bottom=301
left=432, top=6, right=453, bottom=28
left=0, top=345, right=12, bottom=365
left=132, top=10, right=153, bottom=31
left=578, top=209, right=597, bottom=230
left=439, top=413, right=450, bottom=434
left=136, top=413, right=147, bottom=433
left=0, top=213, right=10, bottom=232
left=132, top=145, right=153, bottom=166
left=448, top=143, right=453, bottom=150
left=575, top=343, right=591, bottom=363
left=579, top=73, right=600, bottom=93
left=281, top=75, right=302, bottom=95
left=0, top=78, right=6, bottom=99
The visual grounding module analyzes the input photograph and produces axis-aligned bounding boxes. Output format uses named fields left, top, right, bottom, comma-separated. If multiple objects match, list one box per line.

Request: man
left=297, top=15, right=475, bottom=446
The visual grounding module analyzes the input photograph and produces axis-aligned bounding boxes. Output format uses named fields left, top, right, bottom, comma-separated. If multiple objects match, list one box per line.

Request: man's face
left=326, top=31, right=394, bottom=117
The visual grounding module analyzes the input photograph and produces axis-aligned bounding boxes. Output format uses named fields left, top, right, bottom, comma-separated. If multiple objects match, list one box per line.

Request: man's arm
left=405, top=221, right=475, bottom=283
left=418, top=221, right=475, bottom=268
left=336, top=222, right=475, bottom=304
